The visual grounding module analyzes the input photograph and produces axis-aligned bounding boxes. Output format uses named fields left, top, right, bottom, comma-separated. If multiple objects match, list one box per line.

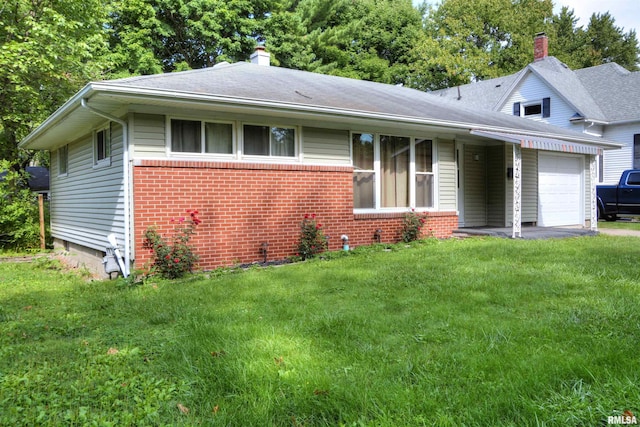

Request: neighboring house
left=431, top=33, right=640, bottom=185
left=19, top=47, right=619, bottom=276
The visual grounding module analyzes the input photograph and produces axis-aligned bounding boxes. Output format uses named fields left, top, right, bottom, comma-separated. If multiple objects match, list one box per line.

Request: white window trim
left=58, top=145, right=69, bottom=177
left=522, top=100, right=543, bottom=117
left=167, top=117, right=237, bottom=159
left=351, top=132, right=438, bottom=214
left=240, top=122, right=300, bottom=162
left=93, top=124, right=111, bottom=168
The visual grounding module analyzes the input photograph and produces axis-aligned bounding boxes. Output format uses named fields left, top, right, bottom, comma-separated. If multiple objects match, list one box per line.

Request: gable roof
left=431, top=56, right=640, bottom=124
left=20, top=61, right=620, bottom=150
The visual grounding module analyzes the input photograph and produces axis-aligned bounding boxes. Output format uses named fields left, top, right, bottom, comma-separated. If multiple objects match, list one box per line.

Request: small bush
left=401, top=209, right=428, bottom=242
left=143, top=209, right=202, bottom=279
left=0, top=161, right=48, bottom=250
left=297, top=213, right=328, bottom=260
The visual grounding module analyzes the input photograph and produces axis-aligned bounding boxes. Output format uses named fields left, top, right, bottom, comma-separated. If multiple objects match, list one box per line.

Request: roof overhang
left=470, top=129, right=620, bottom=155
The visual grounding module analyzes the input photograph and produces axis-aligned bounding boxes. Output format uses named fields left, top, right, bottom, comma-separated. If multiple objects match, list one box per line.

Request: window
left=94, top=126, right=111, bottom=165
left=353, top=133, right=375, bottom=209
left=513, top=97, right=550, bottom=118
left=243, top=125, right=295, bottom=157
left=171, top=119, right=233, bottom=154
left=352, top=133, right=434, bottom=210
left=627, top=172, right=640, bottom=186
left=58, top=145, right=68, bottom=175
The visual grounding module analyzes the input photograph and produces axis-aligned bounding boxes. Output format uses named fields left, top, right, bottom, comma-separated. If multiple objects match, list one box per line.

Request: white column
left=590, top=154, right=598, bottom=231
left=512, top=144, right=522, bottom=238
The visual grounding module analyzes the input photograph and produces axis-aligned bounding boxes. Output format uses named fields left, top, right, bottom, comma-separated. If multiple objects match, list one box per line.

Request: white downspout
left=81, top=98, right=131, bottom=276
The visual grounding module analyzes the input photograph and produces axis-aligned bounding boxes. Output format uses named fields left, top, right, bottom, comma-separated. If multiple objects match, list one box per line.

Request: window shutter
left=513, top=102, right=521, bottom=116
left=542, top=97, right=551, bottom=118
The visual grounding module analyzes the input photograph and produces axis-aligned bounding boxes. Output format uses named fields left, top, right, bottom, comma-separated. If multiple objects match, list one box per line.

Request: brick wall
left=133, top=160, right=458, bottom=270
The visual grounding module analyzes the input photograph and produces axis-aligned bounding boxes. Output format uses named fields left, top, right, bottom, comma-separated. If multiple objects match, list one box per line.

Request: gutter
left=80, top=98, right=131, bottom=276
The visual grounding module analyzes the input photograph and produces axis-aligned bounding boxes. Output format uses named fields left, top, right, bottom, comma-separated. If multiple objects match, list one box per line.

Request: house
left=19, top=47, right=619, bottom=276
left=431, top=33, right=640, bottom=185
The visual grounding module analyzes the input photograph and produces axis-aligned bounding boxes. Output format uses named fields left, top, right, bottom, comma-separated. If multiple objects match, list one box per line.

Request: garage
left=537, top=153, right=583, bottom=226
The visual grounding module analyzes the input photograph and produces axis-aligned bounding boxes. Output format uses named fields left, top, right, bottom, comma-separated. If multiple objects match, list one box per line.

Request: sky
left=552, top=0, right=639, bottom=36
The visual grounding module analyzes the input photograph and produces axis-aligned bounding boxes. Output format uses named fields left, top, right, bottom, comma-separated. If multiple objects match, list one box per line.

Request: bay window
left=352, top=133, right=434, bottom=210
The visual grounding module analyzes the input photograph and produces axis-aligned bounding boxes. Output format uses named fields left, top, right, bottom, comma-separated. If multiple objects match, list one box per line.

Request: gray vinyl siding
left=50, top=123, right=126, bottom=253
left=437, top=139, right=456, bottom=211
left=302, top=127, right=350, bottom=165
left=464, top=145, right=487, bottom=226
left=486, top=145, right=505, bottom=226
left=132, top=113, right=166, bottom=158
left=521, top=148, right=538, bottom=223
left=601, top=123, right=639, bottom=184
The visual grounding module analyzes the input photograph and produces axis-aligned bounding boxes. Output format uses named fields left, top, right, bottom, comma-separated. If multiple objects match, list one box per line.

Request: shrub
left=401, top=209, right=428, bottom=242
left=297, top=213, right=328, bottom=260
left=143, top=209, right=202, bottom=279
left=0, top=161, right=47, bottom=250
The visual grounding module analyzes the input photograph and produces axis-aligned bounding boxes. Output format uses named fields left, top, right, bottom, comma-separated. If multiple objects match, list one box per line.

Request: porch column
left=590, top=154, right=598, bottom=231
left=512, top=144, right=522, bottom=238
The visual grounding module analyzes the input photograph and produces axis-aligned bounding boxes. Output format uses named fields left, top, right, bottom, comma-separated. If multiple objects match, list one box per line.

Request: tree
left=106, top=0, right=276, bottom=75
left=0, top=0, right=107, bottom=168
left=264, top=0, right=423, bottom=85
left=410, top=0, right=553, bottom=91
left=550, top=9, right=639, bottom=71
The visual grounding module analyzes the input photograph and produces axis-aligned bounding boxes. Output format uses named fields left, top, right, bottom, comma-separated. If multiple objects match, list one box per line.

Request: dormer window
left=513, top=97, right=551, bottom=118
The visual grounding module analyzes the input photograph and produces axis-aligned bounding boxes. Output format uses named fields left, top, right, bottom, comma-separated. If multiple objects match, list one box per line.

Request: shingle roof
left=102, top=61, right=606, bottom=139
left=430, top=56, right=640, bottom=123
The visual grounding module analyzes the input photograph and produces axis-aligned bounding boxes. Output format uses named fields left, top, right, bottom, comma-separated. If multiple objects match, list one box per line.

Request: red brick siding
left=133, top=160, right=458, bottom=270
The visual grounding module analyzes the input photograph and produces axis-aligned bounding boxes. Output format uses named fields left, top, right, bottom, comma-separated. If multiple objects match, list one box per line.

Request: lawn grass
left=598, top=219, right=640, bottom=230
left=1, top=237, right=639, bottom=426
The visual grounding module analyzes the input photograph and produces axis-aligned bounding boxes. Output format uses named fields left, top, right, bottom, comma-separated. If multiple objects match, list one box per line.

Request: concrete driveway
left=455, top=225, right=640, bottom=239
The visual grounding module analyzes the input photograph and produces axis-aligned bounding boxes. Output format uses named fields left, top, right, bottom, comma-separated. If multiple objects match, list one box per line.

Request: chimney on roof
left=534, top=32, right=548, bottom=62
left=250, top=46, right=271, bottom=66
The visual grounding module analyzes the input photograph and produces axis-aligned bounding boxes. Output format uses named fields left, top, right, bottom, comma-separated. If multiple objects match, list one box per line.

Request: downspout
left=81, top=98, right=131, bottom=276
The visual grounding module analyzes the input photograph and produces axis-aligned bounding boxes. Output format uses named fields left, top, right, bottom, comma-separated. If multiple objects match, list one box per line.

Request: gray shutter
left=542, top=97, right=551, bottom=118
left=513, top=102, right=521, bottom=116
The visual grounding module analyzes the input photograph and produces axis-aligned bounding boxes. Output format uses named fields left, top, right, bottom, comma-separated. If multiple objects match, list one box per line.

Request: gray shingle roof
left=430, top=56, right=640, bottom=123
left=102, top=61, right=606, bottom=139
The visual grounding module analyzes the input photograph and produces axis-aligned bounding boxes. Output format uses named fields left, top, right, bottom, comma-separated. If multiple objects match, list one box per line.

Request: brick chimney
left=250, top=46, right=271, bottom=66
left=534, top=32, right=548, bottom=62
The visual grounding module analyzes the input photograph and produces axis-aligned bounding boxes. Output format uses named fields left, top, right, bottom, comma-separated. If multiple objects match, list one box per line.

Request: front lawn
left=1, top=237, right=639, bottom=426
left=598, top=219, right=640, bottom=230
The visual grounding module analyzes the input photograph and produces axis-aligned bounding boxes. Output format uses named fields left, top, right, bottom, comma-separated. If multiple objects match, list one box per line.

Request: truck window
left=626, top=172, right=640, bottom=186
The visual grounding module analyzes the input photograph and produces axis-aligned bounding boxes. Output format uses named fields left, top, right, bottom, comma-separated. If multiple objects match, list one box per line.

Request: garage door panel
left=538, top=154, right=583, bottom=227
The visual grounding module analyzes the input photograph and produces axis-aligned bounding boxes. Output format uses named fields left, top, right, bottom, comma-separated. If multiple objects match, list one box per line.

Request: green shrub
left=296, top=213, right=328, bottom=260
left=401, top=209, right=428, bottom=242
left=0, top=161, right=47, bottom=250
left=143, top=209, right=201, bottom=279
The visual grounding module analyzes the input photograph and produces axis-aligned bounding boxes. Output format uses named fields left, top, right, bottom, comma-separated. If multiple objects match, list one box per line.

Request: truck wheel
left=598, top=207, right=617, bottom=222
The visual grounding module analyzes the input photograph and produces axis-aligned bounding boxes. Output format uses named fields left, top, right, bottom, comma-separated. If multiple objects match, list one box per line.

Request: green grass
left=598, top=219, right=640, bottom=230
left=1, top=237, right=639, bottom=426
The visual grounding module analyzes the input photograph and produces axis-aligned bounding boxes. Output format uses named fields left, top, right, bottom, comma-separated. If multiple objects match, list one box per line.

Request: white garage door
left=538, top=153, right=583, bottom=227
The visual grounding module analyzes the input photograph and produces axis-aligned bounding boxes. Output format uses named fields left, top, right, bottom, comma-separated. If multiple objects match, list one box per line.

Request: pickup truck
left=597, top=169, right=640, bottom=221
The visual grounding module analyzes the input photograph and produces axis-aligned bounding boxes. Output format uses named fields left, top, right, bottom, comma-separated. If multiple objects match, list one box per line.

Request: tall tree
left=410, top=0, right=553, bottom=91
left=264, top=0, right=423, bottom=85
left=583, top=12, right=638, bottom=71
left=0, top=0, right=107, bottom=167
left=106, top=0, right=276, bottom=75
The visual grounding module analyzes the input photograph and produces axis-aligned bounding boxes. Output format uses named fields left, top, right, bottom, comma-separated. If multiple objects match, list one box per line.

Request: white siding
left=521, top=148, right=538, bottom=223
left=132, top=113, right=166, bottom=159
left=302, top=127, right=350, bottom=165
left=602, top=123, right=640, bottom=184
left=437, top=139, right=456, bottom=211
left=50, top=123, right=126, bottom=253
left=500, top=73, right=577, bottom=130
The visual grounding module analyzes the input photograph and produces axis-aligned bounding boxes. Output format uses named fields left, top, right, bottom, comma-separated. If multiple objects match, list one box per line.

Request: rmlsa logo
left=608, top=410, right=638, bottom=425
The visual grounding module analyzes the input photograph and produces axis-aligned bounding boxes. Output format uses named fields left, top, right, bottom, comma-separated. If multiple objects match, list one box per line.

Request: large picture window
left=243, top=125, right=295, bottom=157
left=171, top=119, right=233, bottom=154
left=352, top=133, right=434, bottom=210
